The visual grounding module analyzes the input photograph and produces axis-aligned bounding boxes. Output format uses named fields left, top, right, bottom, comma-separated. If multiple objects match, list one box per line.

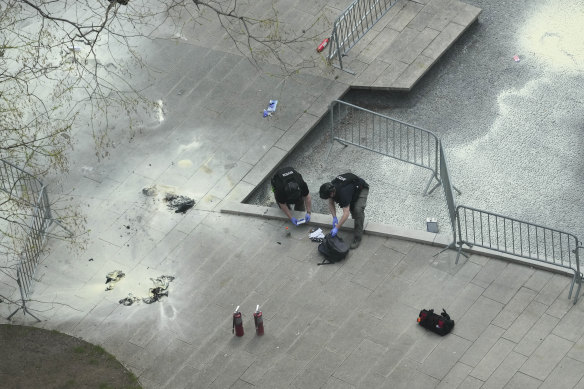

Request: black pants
left=350, top=188, right=368, bottom=240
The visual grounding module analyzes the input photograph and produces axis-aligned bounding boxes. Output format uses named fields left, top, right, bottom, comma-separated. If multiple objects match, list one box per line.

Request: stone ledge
left=219, top=202, right=576, bottom=280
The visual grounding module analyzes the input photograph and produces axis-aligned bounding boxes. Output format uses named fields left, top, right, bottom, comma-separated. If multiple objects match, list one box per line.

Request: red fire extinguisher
left=253, top=305, right=264, bottom=336
left=317, top=38, right=330, bottom=53
left=232, top=306, right=244, bottom=337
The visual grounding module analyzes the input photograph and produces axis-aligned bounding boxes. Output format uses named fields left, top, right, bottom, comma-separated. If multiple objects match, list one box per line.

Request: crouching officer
left=319, top=173, right=369, bottom=249
left=271, top=167, right=312, bottom=225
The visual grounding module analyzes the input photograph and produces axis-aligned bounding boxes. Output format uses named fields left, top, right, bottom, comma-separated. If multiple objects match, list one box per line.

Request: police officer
left=271, top=167, right=312, bottom=225
left=319, top=173, right=369, bottom=249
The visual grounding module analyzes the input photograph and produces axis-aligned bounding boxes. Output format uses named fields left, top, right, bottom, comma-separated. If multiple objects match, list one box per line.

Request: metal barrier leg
left=434, top=240, right=458, bottom=257
left=424, top=173, right=441, bottom=196
left=331, top=62, right=356, bottom=75
left=426, top=178, right=462, bottom=196
left=7, top=278, right=41, bottom=322
left=335, top=139, right=349, bottom=148
left=568, top=273, right=576, bottom=300
left=574, top=278, right=582, bottom=304
left=327, top=138, right=348, bottom=159
left=570, top=273, right=583, bottom=304
left=48, top=218, right=74, bottom=238
left=572, top=247, right=583, bottom=304
left=455, top=244, right=471, bottom=265
left=7, top=301, right=42, bottom=322
left=326, top=141, right=334, bottom=159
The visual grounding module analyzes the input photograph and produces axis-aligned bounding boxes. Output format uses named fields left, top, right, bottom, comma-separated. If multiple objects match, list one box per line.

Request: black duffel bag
left=417, top=308, right=455, bottom=336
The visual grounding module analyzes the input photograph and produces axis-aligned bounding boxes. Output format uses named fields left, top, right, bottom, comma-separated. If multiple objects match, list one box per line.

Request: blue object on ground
left=263, top=100, right=278, bottom=117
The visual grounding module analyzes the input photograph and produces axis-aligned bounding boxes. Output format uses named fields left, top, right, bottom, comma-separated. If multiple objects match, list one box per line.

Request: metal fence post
left=569, top=245, right=583, bottom=304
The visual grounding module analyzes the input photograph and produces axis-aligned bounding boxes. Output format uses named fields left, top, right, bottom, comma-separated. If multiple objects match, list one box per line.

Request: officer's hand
left=332, top=217, right=338, bottom=227
left=331, top=227, right=338, bottom=237
left=291, top=217, right=298, bottom=226
left=305, top=213, right=311, bottom=223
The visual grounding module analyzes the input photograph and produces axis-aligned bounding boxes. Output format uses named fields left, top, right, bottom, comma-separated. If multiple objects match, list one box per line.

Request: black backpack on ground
left=417, top=308, right=455, bottom=336
left=318, top=233, right=349, bottom=265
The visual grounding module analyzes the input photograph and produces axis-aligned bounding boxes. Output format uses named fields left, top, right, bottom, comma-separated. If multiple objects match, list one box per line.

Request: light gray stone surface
left=5, top=0, right=584, bottom=388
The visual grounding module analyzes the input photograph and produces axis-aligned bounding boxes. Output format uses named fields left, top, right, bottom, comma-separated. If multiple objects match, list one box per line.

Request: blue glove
left=331, top=227, right=338, bottom=237
left=305, top=213, right=311, bottom=223
left=291, top=217, right=298, bottom=226
left=332, top=217, right=338, bottom=227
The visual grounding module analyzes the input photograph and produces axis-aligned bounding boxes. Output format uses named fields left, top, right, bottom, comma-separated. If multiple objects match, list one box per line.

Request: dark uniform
left=331, top=173, right=369, bottom=242
left=271, top=167, right=310, bottom=211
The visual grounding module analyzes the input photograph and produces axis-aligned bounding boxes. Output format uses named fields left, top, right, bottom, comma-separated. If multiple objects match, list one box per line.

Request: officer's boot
left=351, top=217, right=364, bottom=249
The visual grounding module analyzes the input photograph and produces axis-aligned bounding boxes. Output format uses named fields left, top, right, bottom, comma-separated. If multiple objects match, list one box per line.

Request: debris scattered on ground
left=109, top=0, right=130, bottom=6
left=144, top=275, right=175, bottom=304
left=142, top=186, right=157, bottom=196
left=105, top=270, right=125, bottom=291
left=118, top=275, right=175, bottom=306
left=164, top=193, right=195, bottom=214
left=142, top=184, right=195, bottom=213
left=263, top=100, right=278, bottom=117
left=119, top=293, right=140, bottom=306
left=309, top=228, right=325, bottom=242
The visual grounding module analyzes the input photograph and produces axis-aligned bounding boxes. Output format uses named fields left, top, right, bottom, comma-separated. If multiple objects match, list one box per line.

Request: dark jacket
left=271, top=167, right=309, bottom=204
left=331, top=173, right=368, bottom=208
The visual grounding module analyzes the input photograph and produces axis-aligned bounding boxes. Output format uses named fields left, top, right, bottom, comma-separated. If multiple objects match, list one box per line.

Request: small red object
left=253, top=307, right=264, bottom=336
left=317, top=38, right=330, bottom=53
left=513, top=55, right=520, bottom=62
left=232, top=307, right=244, bottom=337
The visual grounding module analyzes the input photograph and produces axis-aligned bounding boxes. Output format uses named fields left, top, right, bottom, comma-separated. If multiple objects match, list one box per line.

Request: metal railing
left=1, top=159, right=70, bottom=320
left=326, top=102, right=582, bottom=303
left=0, top=159, right=44, bottom=206
left=18, top=185, right=54, bottom=299
left=328, top=100, right=455, bottom=196
left=328, top=0, right=401, bottom=73
left=456, top=205, right=583, bottom=303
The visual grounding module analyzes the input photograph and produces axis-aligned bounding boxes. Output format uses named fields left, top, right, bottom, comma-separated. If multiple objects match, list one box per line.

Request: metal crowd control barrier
left=0, top=159, right=71, bottom=320
left=0, top=160, right=44, bottom=206
left=455, top=205, right=583, bottom=303
left=328, top=100, right=460, bottom=196
left=328, top=0, right=401, bottom=73
left=326, top=102, right=582, bottom=303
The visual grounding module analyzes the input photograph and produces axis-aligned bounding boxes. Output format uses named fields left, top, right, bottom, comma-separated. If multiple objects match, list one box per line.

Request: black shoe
left=350, top=238, right=361, bottom=249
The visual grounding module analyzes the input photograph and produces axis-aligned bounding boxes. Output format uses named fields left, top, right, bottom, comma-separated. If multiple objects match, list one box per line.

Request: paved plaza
left=3, top=0, right=584, bottom=388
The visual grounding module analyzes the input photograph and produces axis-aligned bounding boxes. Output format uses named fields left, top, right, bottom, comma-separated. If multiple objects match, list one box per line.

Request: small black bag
left=417, top=309, right=455, bottom=336
left=318, top=233, right=349, bottom=265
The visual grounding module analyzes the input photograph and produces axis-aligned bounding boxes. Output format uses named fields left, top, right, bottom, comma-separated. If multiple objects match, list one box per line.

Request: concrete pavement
left=3, top=0, right=584, bottom=388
